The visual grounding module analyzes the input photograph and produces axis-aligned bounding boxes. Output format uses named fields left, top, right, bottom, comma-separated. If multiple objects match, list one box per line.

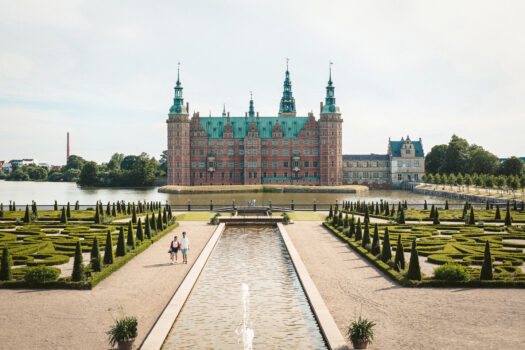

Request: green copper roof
left=198, top=116, right=309, bottom=139
left=389, top=139, right=424, bottom=157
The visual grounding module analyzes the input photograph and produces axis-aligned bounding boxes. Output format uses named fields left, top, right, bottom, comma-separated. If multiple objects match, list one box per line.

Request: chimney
left=227, top=112, right=230, bottom=117
left=186, top=102, right=189, bottom=112
left=256, top=112, right=259, bottom=117
left=67, top=132, right=70, bottom=163
left=320, top=102, right=323, bottom=114
left=245, top=112, right=247, bottom=117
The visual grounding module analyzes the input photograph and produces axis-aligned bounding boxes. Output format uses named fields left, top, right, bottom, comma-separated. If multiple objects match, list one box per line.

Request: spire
left=248, top=91, right=255, bottom=117
left=169, top=62, right=187, bottom=114
left=278, top=57, right=296, bottom=116
left=222, top=104, right=226, bottom=117
left=321, top=61, right=340, bottom=114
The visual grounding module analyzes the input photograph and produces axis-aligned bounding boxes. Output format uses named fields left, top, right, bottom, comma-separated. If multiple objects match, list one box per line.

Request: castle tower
left=318, top=63, right=343, bottom=185
left=278, top=59, right=297, bottom=117
left=167, top=64, right=190, bottom=186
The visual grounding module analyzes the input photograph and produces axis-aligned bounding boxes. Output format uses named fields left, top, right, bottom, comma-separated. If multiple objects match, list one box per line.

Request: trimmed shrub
left=407, top=239, right=421, bottom=281
left=424, top=200, right=428, bottom=210
left=371, top=224, right=380, bottom=256
left=433, top=263, right=470, bottom=281
left=504, top=207, right=512, bottom=226
left=91, top=236, right=102, bottom=272
left=394, top=234, right=405, bottom=271
left=103, top=230, right=114, bottom=265
left=67, top=202, right=71, bottom=218
left=136, top=218, right=144, bottom=242
left=355, top=219, right=362, bottom=241
left=362, top=222, right=370, bottom=248
left=127, top=221, right=136, bottom=249
left=72, top=240, right=85, bottom=282
left=116, top=227, right=126, bottom=257
left=132, top=206, right=137, bottom=224
left=468, top=208, right=475, bottom=225
left=398, top=207, right=405, bottom=224
left=1, top=247, right=13, bottom=281
left=433, top=208, right=440, bottom=225
left=24, top=266, right=59, bottom=283
left=24, top=204, right=31, bottom=223
left=429, top=204, right=435, bottom=219
left=60, top=207, right=68, bottom=224
left=495, top=205, right=501, bottom=220
left=480, top=241, right=493, bottom=280
left=145, top=215, right=151, bottom=239
left=54, top=200, right=58, bottom=211
left=380, top=227, right=392, bottom=263
left=445, top=200, right=449, bottom=210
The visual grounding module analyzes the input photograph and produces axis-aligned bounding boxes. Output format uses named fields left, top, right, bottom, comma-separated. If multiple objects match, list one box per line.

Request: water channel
left=0, top=180, right=465, bottom=206
left=162, top=225, right=327, bottom=350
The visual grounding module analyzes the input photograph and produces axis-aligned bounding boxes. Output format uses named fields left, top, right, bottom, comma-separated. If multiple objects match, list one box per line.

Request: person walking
left=170, top=236, right=180, bottom=264
left=180, top=231, right=189, bottom=264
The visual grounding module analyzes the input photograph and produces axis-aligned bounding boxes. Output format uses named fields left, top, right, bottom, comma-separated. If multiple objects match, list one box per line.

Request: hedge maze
left=0, top=201, right=177, bottom=288
left=326, top=201, right=525, bottom=287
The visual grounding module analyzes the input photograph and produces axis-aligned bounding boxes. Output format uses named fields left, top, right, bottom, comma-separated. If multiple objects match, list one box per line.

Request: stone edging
left=140, top=223, right=225, bottom=350
left=277, top=223, right=349, bottom=350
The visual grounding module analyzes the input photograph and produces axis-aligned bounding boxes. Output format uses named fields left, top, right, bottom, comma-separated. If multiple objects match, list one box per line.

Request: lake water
left=0, top=180, right=464, bottom=206
left=162, top=225, right=327, bottom=350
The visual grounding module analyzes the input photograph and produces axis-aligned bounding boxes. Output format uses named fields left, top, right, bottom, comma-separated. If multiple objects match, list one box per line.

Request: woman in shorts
left=170, top=236, right=180, bottom=264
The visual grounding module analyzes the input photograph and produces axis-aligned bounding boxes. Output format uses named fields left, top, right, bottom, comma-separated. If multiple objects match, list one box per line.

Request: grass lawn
left=176, top=212, right=216, bottom=221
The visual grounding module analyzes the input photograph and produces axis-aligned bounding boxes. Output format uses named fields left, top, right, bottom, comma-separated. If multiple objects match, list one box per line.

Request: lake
left=0, top=180, right=464, bottom=206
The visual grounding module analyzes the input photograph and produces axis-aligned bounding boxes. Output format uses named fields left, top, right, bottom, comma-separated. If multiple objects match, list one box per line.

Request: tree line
left=422, top=172, right=525, bottom=191
left=425, top=134, right=524, bottom=176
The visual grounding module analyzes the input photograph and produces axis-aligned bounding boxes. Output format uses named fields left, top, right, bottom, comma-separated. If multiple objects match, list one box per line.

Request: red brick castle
left=167, top=64, right=342, bottom=186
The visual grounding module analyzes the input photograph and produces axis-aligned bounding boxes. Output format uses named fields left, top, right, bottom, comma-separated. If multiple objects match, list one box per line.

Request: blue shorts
left=172, top=248, right=179, bottom=253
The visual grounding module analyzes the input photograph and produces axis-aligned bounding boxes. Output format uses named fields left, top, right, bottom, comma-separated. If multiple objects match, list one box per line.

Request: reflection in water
left=162, top=226, right=327, bottom=350
left=0, top=180, right=465, bottom=205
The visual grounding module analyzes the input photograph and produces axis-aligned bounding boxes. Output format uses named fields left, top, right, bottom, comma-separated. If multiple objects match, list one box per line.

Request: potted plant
left=107, top=316, right=138, bottom=350
left=347, top=316, right=375, bottom=349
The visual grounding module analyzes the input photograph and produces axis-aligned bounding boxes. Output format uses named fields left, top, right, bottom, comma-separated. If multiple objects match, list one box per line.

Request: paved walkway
left=286, top=221, right=525, bottom=349
left=0, top=221, right=215, bottom=350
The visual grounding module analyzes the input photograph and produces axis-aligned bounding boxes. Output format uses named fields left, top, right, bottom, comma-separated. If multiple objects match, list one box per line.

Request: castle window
left=218, top=162, right=223, bottom=168
left=332, top=161, right=335, bottom=167
left=228, top=162, right=234, bottom=168
left=282, top=149, right=289, bottom=155
left=240, top=162, right=244, bottom=167
left=239, top=149, right=244, bottom=155
left=414, top=173, right=419, bottom=180
left=239, top=140, right=244, bottom=145
left=262, top=140, right=268, bottom=145
left=218, top=149, right=223, bottom=156
left=191, top=161, right=196, bottom=168
left=262, top=161, right=268, bottom=168
left=272, top=140, right=278, bottom=146
left=272, top=149, right=278, bottom=155
left=304, top=149, right=310, bottom=155
left=398, top=174, right=402, bottom=181
left=282, top=140, right=288, bottom=145
left=274, top=172, right=277, bottom=177
left=406, top=161, right=411, bottom=167
left=305, top=171, right=309, bottom=177
left=313, top=149, right=319, bottom=155
left=221, top=172, right=225, bottom=179
left=398, top=161, right=403, bottom=167
left=228, top=140, right=234, bottom=146
left=263, top=172, right=267, bottom=178
left=283, top=161, right=288, bottom=167
left=262, top=149, right=267, bottom=155
left=200, top=172, right=203, bottom=179
left=293, top=149, right=299, bottom=155
left=272, top=161, right=278, bottom=168
left=199, top=161, right=205, bottom=168
left=199, top=149, right=204, bottom=156
left=414, top=161, right=419, bottom=167
left=313, top=161, right=318, bottom=167
left=284, top=172, right=288, bottom=177
left=304, top=161, right=309, bottom=167
left=228, top=149, right=234, bottom=155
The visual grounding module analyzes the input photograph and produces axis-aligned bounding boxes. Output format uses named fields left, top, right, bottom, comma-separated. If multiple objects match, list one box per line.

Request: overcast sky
left=1, top=0, right=524, bottom=165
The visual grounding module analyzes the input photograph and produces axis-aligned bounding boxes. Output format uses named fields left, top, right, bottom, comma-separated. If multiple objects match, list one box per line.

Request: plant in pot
left=107, top=316, right=138, bottom=350
left=347, top=316, right=375, bottom=349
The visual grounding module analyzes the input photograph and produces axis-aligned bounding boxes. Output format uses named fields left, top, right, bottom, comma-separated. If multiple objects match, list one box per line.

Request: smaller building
left=342, top=136, right=425, bottom=189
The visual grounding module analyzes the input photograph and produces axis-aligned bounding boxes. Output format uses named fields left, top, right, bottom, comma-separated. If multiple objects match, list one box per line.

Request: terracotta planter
left=118, top=339, right=135, bottom=350
left=352, top=339, right=369, bottom=349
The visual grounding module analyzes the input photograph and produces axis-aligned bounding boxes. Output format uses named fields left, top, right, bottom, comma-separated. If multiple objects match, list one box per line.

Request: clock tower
left=278, top=59, right=296, bottom=117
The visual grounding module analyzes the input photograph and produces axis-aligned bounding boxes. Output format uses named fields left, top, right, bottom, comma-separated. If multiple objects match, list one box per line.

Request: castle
left=166, top=65, right=343, bottom=186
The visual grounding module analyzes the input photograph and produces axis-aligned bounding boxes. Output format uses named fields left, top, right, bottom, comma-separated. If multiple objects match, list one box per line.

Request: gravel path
left=0, top=221, right=215, bottom=350
left=286, top=221, right=525, bottom=349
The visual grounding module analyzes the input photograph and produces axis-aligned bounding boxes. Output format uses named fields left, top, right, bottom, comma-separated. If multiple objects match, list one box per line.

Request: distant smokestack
left=67, top=132, right=70, bottom=163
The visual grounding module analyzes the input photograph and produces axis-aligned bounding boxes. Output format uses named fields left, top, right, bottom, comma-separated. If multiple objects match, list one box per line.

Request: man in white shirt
left=180, top=231, right=189, bottom=264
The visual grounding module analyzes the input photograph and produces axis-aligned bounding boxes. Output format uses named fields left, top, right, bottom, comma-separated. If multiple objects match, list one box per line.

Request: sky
left=0, top=0, right=524, bottom=165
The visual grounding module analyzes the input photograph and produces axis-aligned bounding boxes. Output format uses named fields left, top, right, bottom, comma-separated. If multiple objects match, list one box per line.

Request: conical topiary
left=112, top=203, right=116, bottom=217
left=433, top=208, right=440, bottom=225
left=504, top=206, right=512, bottom=226
left=94, top=205, right=101, bottom=224
left=406, top=239, right=421, bottom=281
left=157, top=210, right=163, bottom=231
left=72, top=241, right=85, bottom=282
left=380, top=227, right=392, bottom=263
left=145, top=215, right=151, bottom=238
left=1, top=247, right=13, bottom=281
left=348, top=218, right=355, bottom=238
left=495, top=205, right=501, bottom=220
left=429, top=204, right=435, bottom=219
left=103, top=230, right=114, bottom=265
left=424, top=200, right=428, bottom=210
left=67, top=202, right=71, bottom=218
left=150, top=212, right=157, bottom=232
left=328, top=204, right=333, bottom=219
left=398, top=207, right=405, bottom=224
left=468, top=207, right=475, bottom=225
left=24, top=204, right=31, bottom=223
left=136, top=218, right=144, bottom=242
left=60, top=206, right=68, bottom=224
left=486, top=200, right=490, bottom=210
left=362, top=222, right=371, bottom=248
left=90, top=236, right=102, bottom=272
left=116, top=226, right=126, bottom=257
left=371, top=224, right=380, bottom=255
left=445, top=200, right=449, bottom=210
left=54, top=200, right=58, bottom=211
left=355, top=219, right=362, bottom=241
left=132, top=206, right=137, bottom=224
left=480, top=241, right=493, bottom=280
left=127, top=221, right=136, bottom=250
left=394, top=234, right=405, bottom=271
left=0, top=203, right=4, bottom=218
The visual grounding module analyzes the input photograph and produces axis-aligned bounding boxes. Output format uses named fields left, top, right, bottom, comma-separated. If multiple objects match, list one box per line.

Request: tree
left=429, top=204, right=435, bottom=219
left=495, top=205, right=501, bottom=220
left=145, top=215, right=151, bottom=239
left=64, top=155, right=86, bottom=171
left=433, top=208, right=440, bottom=225
left=468, top=147, right=499, bottom=175
left=464, top=174, right=473, bottom=189
left=136, top=218, right=144, bottom=242
left=495, top=175, right=506, bottom=190
left=127, top=221, right=136, bottom=250
left=67, top=202, right=71, bottom=218
left=7, top=167, right=29, bottom=181
left=441, top=135, right=469, bottom=174
left=394, top=234, right=405, bottom=271
left=90, top=236, right=102, bottom=272
left=397, top=207, right=405, bottom=224
left=445, top=200, right=449, bottom=210
left=355, top=219, right=362, bottom=241
left=485, top=175, right=494, bottom=188
left=132, top=206, right=137, bottom=224
left=425, top=144, right=448, bottom=174
left=24, top=204, right=31, bottom=223
left=456, top=173, right=464, bottom=186
left=120, top=155, right=138, bottom=171
left=72, top=241, right=85, bottom=282
left=371, top=224, right=380, bottom=255
left=424, top=200, right=428, bottom=210
left=103, top=230, right=114, bottom=265
left=94, top=204, right=103, bottom=224
left=499, top=157, right=524, bottom=176
left=407, top=240, right=421, bottom=280
left=116, top=227, right=126, bottom=256
left=380, top=227, right=392, bottom=263
left=480, top=241, right=493, bottom=280
left=328, top=205, right=333, bottom=219
left=78, top=161, right=99, bottom=186
left=1, top=247, right=13, bottom=281
left=504, top=205, right=512, bottom=226
left=468, top=208, right=475, bottom=225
